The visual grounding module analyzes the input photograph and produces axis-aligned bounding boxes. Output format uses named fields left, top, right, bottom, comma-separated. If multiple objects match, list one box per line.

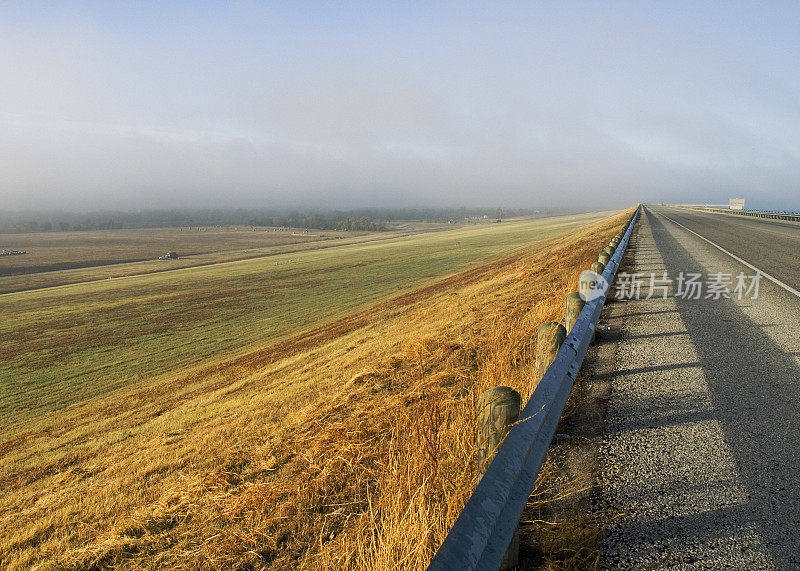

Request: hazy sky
left=2, top=2, right=800, bottom=212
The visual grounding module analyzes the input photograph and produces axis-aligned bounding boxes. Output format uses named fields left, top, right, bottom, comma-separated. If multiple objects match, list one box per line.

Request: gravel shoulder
left=598, top=206, right=800, bottom=569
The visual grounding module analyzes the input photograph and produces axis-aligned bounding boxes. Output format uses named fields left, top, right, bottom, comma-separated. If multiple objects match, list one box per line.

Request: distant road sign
left=729, top=198, right=745, bottom=210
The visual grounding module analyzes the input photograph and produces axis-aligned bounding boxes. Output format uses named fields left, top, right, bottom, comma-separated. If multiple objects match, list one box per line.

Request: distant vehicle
left=158, top=251, right=179, bottom=260
left=0, top=249, right=27, bottom=256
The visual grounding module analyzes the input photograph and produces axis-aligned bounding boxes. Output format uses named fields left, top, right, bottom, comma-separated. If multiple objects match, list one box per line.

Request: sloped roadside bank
left=1, top=211, right=632, bottom=570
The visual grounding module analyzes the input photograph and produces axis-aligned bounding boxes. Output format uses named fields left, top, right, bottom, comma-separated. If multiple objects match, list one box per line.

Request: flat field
left=0, top=226, right=380, bottom=293
left=0, top=209, right=629, bottom=569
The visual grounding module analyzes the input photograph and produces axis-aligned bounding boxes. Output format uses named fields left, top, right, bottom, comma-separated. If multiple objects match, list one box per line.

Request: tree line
left=0, top=207, right=543, bottom=234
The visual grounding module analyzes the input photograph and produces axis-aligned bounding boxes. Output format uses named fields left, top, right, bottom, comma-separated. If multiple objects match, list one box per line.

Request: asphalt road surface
left=599, top=206, right=800, bottom=569
left=650, top=206, right=800, bottom=295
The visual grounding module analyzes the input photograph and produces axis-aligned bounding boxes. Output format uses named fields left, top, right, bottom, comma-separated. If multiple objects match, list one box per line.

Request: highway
left=599, top=205, right=800, bottom=568
left=653, top=206, right=800, bottom=296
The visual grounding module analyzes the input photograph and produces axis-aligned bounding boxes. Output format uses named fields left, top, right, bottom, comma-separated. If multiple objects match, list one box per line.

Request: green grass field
left=0, top=225, right=362, bottom=276
left=0, top=226, right=383, bottom=293
left=1, top=212, right=609, bottom=436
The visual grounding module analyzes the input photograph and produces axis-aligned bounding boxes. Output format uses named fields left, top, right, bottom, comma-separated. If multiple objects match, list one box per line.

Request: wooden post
left=565, top=292, right=585, bottom=334
left=477, top=387, right=521, bottom=474
left=477, top=386, right=521, bottom=570
left=535, top=321, right=566, bottom=379
left=590, top=261, right=605, bottom=275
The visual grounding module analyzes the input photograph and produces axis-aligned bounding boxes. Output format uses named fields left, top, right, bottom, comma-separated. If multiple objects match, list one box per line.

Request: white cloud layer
left=1, top=2, right=799, bottom=211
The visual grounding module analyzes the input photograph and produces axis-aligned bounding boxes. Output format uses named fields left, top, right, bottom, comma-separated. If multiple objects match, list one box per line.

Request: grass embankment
left=0, top=209, right=630, bottom=569
left=0, top=212, right=608, bottom=436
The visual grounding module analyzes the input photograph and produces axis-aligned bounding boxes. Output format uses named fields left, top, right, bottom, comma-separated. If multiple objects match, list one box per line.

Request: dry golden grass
left=0, top=209, right=631, bottom=569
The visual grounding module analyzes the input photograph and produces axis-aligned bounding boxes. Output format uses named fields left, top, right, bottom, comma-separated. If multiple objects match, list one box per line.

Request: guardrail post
left=565, top=292, right=585, bottom=334
left=535, top=322, right=566, bottom=379
left=590, top=261, right=605, bottom=275
left=598, top=252, right=611, bottom=266
left=477, top=386, right=521, bottom=473
left=477, top=386, right=521, bottom=570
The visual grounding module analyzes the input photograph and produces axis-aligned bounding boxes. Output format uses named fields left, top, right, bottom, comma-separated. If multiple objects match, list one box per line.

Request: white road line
left=655, top=209, right=800, bottom=300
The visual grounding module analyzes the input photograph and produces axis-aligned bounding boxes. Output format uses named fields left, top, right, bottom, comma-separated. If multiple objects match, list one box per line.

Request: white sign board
left=729, top=198, right=745, bottom=210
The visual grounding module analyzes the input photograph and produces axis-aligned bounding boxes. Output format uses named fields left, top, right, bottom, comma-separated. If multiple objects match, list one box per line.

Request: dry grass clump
left=521, top=461, right=604, bottom=570
left=0, top=210, right=631, bottom=569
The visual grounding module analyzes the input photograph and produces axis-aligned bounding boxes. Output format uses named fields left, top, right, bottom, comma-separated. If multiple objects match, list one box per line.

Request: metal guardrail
left=428, top=207, right=640, bottom=571
left=688, top=206, right=800, bottom=222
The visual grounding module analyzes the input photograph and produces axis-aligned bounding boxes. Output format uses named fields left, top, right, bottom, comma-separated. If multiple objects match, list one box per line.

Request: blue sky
left=1, top=2, right=799, bottom=211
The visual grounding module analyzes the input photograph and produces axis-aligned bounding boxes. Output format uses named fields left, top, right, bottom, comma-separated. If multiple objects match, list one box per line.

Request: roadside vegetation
left=0, top=209, right=630, bottom=569
left=1, top=212, right=607, bottom=436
